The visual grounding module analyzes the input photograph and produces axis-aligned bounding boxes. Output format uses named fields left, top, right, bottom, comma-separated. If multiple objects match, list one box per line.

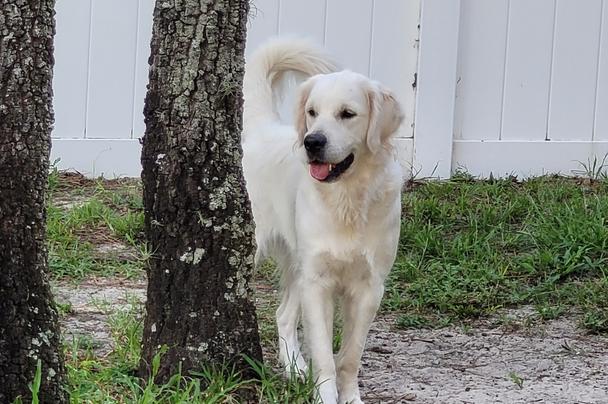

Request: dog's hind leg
left=276, top=252, right=307, bottom=375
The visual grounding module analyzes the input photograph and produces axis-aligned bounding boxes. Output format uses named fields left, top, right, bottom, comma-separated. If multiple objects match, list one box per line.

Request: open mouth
left=308, top=153, right=354, bottom=182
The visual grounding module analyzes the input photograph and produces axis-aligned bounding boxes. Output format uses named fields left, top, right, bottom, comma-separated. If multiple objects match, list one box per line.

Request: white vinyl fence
left=51, top=0, right=608, bottom=179
left=51, top=0, right=153, bottom=176
left=50, top=0, right=419, bottom=177
left=415, top=0, right=608, bottom=178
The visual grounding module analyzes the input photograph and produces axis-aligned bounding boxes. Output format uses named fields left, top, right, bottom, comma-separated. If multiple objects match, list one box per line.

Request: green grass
left=386, top=173, right=608, bottom=330
left=47, top=175, right=146, bottom=279
left=63, top=296, right=320, bottom=403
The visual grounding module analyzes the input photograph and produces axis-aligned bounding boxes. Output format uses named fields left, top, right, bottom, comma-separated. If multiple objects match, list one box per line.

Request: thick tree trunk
left=0, top=1, right=67, bottom=403
left=139, top=0, right=262, bottom=388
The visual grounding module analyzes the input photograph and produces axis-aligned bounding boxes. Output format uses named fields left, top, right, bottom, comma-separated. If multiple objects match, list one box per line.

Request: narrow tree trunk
left=139, top=0, right=262, bottom=388
left=0, top=1, right=67, bottom=403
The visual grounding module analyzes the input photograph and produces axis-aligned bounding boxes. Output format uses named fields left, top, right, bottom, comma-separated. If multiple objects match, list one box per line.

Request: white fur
left=242, top=39, right=404, bottom=404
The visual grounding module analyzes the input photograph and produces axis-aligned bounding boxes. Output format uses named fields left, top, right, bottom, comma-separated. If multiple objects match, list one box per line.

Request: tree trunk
left=0, top=1, right=67, bottom=403
left=139, top=0, right=262, bottom=389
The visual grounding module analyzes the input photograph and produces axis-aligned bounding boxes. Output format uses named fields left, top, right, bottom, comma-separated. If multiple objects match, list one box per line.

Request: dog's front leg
left=336, top=278, right=384, bottom=404
left=300, top=274, right=338, bottom=404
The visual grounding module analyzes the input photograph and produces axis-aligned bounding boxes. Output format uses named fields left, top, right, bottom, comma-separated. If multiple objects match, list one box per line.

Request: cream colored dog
left=242, top=39, right=404, bottom=404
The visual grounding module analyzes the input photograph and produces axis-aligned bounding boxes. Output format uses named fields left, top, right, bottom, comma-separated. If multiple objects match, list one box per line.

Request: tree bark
left=139, top=0, right=262, bottom=389
left=0, top=1, right=67, bottom=403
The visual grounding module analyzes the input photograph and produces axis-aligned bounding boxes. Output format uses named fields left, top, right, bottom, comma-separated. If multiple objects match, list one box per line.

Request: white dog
left=242, top=39, right=404, bottom=404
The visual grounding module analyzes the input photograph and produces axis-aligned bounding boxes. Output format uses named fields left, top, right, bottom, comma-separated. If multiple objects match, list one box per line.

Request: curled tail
left=242, top=38, right=337, bottom=136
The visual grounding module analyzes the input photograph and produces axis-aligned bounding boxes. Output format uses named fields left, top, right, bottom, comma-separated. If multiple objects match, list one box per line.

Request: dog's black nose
left=304, top=133, right=327, bottom=153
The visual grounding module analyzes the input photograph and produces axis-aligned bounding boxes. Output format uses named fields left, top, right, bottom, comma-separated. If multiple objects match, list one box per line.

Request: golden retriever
left=242, top=38, right=404, bottom=404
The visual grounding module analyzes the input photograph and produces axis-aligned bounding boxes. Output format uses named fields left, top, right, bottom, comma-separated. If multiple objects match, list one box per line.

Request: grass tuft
left=46, top=173, right=145, bottom=280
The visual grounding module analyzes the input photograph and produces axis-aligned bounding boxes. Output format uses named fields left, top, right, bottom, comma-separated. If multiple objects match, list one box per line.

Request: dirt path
left=363, top=317, right=607, bottom=403
left=54, top=280, right=608, bottom=403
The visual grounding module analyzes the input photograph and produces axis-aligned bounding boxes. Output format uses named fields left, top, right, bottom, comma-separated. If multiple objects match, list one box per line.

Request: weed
left=508, top=371, right=524, bottom=389
left=535, top=304, right=565, bottom=321
left=581, top=309, right=608, bottom=334
left=56, top=301, right=73, bottom=316
left=29, top=360, right=42, bottom=404
left=397, top=313, right=431, bottom=329
left=572, top=154, right=608, bottom=181
left=47, top=159, right=61, bottom=193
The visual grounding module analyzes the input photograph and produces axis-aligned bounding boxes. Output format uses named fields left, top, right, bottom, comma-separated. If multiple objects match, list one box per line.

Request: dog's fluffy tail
left=243, top=38, right=337, bottom=136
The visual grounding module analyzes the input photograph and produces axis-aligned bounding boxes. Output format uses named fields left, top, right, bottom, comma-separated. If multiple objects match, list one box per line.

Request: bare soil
left=54, top=280, right=608, bottom=404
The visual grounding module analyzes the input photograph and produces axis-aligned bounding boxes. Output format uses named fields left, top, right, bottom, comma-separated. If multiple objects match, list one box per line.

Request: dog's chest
left=296, top=177, right=399, bottom=264
left=313, top=224, right=365, bottom=261
left=301, top=210, right=388, bottom=267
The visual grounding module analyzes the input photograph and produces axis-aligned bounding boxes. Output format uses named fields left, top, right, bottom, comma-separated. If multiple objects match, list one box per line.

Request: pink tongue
left=309, top=163, right=330, bottom=181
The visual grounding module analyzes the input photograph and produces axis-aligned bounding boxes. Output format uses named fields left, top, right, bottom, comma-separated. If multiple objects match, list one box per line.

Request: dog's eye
left=340, top=109, right=357, bottom=119
left=307, top=109, right=317, bottom=118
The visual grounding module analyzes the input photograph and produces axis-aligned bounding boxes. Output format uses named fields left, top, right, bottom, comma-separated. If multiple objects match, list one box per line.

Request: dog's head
left=294, top=71, right=403, bottom=183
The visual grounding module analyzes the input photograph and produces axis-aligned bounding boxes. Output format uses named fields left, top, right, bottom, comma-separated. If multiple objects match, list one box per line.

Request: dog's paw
left=338, top=389, right=363, bottom=404
left=317, top=382, right=339, bottom=404
left=341, top=398, right=363, bottom=404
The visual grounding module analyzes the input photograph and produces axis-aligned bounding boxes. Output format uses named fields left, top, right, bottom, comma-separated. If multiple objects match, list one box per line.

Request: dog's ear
left=366, top=83, right=404, bottom=153
left=294, top=77, right=316, bottom=144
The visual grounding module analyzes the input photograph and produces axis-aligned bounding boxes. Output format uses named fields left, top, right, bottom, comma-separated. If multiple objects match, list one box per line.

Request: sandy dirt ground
left=54, top=280, right=608, bottom=404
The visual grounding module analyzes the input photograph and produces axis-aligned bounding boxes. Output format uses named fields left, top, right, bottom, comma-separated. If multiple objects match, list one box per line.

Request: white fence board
left=86, top=0, right=139, bottom=139
left=277, top=0, right=326, bottom=45
left=501, top=0, right=555, bottom=141
left=246, top=0, right=280, bottom=56
left=454, top=0, right=509, bottom=140
left=324, top=0, right=374, bottom=75
left=595, top=1, right=608, bottom=140
left=52, top=0, right=91, bottom=139
left=548, top=0, right=603, bottom=141
left=442, top=0, right=608, bottom=178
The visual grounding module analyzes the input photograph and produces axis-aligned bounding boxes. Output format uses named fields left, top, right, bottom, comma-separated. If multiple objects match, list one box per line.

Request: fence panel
left=548, top=0, right=603, bottom=141
left=454, top=0, right=509, bottom=141
left=439, top=0, right=608, bottom=178
left=500, top=0, right=555, bottom=141
left=85, top=0, right=139, bottom=139
left=53, top=0, right=91, bottom=139
left=596, top=3, right=608, bottom=140
left=51, top=0, right=420, bottom=176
